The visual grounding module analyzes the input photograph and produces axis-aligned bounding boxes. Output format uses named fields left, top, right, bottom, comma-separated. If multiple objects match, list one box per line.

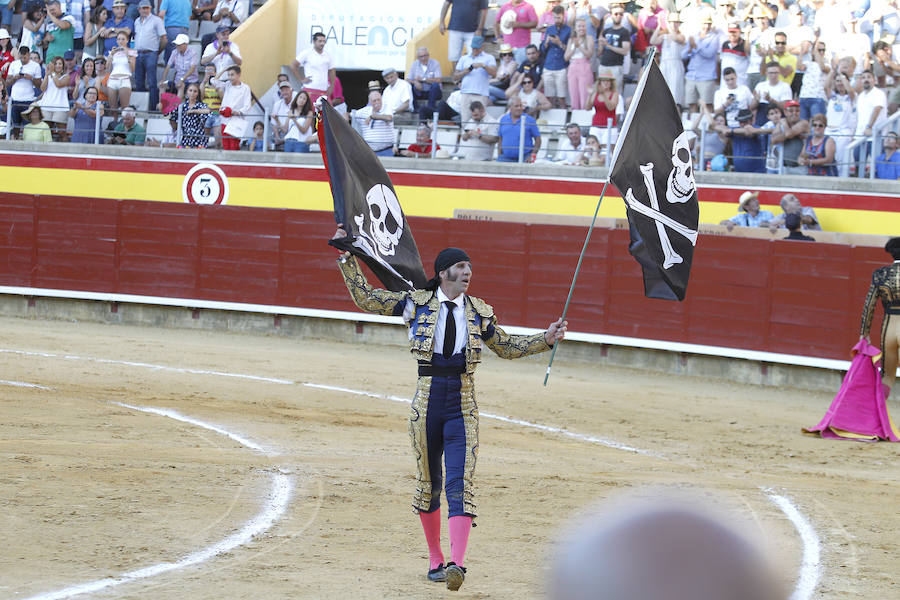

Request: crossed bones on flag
left=624, top=162, right=699, bottom=270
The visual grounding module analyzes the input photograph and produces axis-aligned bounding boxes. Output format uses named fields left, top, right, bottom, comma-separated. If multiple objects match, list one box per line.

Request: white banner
left=296, top=0, right=443, bottom=71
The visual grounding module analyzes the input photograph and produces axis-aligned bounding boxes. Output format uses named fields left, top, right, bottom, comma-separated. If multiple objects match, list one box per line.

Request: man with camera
left=713, top=66, right=753, bottom=128
left=200, top=25, right=241, bottom=83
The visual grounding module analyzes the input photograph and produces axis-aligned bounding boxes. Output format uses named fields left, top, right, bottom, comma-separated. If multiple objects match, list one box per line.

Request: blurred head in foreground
left=548, top=495, right=786, bottom=600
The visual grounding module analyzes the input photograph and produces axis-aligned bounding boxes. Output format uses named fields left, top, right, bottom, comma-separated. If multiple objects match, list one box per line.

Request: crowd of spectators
left=1, top=0, right=897, bottom=175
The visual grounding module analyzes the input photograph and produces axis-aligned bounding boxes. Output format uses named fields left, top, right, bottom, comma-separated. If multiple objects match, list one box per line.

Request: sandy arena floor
left=1, top=316, right=898, bottom=599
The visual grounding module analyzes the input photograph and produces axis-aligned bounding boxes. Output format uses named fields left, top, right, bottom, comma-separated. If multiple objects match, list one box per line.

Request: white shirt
left=294, top=47, right=333, bottom=92
left=714, top=84, right=753, bottom=128
left=754, top=79, right=792, bottom=105
left=855, top=86, right=887, bottom=136
left=220, top=80, right=252, bottom=137
left=271, top=94, right=294, bottom=129
left=354, top=104, right=395, bottom=150
left=202, top=40, right=241, bottom=81
left=213, top=0, right=247, bottom=28
left=402, top=288, right=467, bottom=355
left=555, top=135, right=586, bottom=164
left=381, top=78, right=413, bottom=113
left=462, top=115, right=498, bottom=161
left=748, top=27, right=775, bottom=72
left=7, top=60, right=42, bottom=102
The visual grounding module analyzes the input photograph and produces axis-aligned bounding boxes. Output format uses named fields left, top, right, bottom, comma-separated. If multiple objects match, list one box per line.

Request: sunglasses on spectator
left=812, top=122, right=825, bottom=127
left=775, top=41, right=786, bottom=45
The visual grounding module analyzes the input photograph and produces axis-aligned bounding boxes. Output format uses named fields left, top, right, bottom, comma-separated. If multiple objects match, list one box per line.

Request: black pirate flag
left=608, top=60, right=699, bottom=301
left=318, top=100, right=428, bottom=291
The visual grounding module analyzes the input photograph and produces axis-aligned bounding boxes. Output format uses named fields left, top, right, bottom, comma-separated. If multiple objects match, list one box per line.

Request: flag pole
left=543, top=48, right=656, bottom=386
left=543, top=179, right=610, bottom=386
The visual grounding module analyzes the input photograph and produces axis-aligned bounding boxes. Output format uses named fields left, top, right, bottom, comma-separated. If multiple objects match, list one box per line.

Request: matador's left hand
left=544, top=318, right=567, bottom=346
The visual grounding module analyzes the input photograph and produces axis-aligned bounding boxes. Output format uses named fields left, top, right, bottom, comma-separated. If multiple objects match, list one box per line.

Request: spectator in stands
left=650, top=12, right=684, bottom=111
left=555, top=122, right=586, bottom=164
left=201, top=25, right=241, bottom=84
left=192, top=0, right=216, bottom=22
left=355, top=90, right=395, bottom=157
left=598, top=4, right=630, bottom=92
left=93, top=56, right=109, bottom=104
left=770, top=193, right=821, bottom=230
left=62, top=50, right=81, bottom=99
left=83, top=6, right=108, bottom=59
left=719, top=190, right=774, bottom=230
left=823, top=68, right=855, bottom=164
left=407, top=46, right=443, bottom=122
left=21, top=6, right=47, bottom=57
left=771, top=99, right=808, bottom=174
left=496, top=0, right=538, bottom=65
left=720, top=23, right=750, bottom=87
left=540, top=4, right=570, bottom=109
left=291, top=32, right=334, bottom=104
left=44, top=0, right=76, bottom=64
left=509, top=43, right=542, bottom=91
left=783, top=4, right=813, bottom=95
left=797, top=37, right=829, bottom=121
left=283, top=89, right=315, bottom=153
left=797, top=112, right=836, bottom=176
left=106, top=31, right=135, bottom=112
left=103, top=0, right=134, bottom=55
left=727, top=107, right=766, bottom=172
left=871, top=40, right=899, bottom=114
left=783, top=212, right=815, bottom=240
left=159, top=34, right=198, bottom=100
left=158, top=0, right=190, bottom=64
left=73, top=57, right=96, bottom=103
left=505, top=73, right=551, bottom=118
left=38, top=55, right=70, bottom=141
left=438, top=0, right=488, bottom=63
left=271, top=80, right=294, bottom=148
left=20, top=102, right=52, bottom=141
left=452, top=35, right=495, bottom=128
left=567, top=0, right=605, bottom=40
left=755, top=104, right=783, bottom=173
left=401, top=123, right=440, bottom=158
left=564, top=18, right=594, bottom=111
left=714, top=66, right=753, bottom=128
left=875, top=131, right=900, bottom=180
left=751, top=61, right=791, bottom=127
left=693, top=107, right=730, bottom=170
left=576, top=133, right=605, bottom=166
left=460, top=99, right=497, bottom=161
left=765, top=31, right=796, bottom=87
left=681, top=14, right=718, bottom=114
left=244, top=120, right=269, bottom=151
left=489, top=43, right=518, bottom=105
left=636, top=0, right=666, bottom=56
left=176, top=81, right=210, bottom=148
left=108, top=105, right=146, bottom=144
left=746, top=5, right=775, bottom=91
left=854, top=69, right=888, bottom=161
left=381, top=67, right=413, bottom=115
left=211, top=0, right=247, bottom=32
left=133, top=0, right=166, bottom=114
left=218, top=64, right=250, bottom=150
left=586, top=69, right=618, bottom=148
left=497, top=95, right=540, bottom=162
left=200, top=63, right=221, bottom=144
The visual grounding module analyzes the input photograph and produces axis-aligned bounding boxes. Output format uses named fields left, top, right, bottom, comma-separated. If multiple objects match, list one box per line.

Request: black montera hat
left=425, top=248, right=471, bottom=290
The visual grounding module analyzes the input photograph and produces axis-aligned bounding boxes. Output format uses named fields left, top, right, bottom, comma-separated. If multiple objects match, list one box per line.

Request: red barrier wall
left=0, top=193, right=884, bottom=361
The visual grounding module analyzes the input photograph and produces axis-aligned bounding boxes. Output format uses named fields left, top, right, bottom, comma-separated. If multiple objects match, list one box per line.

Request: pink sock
left=448, top=515, right=473, bottom=567
left=419, top=510, right=444, bottom=569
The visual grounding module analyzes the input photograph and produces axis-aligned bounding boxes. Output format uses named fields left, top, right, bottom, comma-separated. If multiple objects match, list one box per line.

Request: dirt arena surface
left=1, top=315, right=898, bottom=599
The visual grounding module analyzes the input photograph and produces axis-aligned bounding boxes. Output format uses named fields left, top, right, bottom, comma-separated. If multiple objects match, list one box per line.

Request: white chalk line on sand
left=766, top=491, right=822, bottom=600
left=6, top=347, right=820, bottom=600
left=19, top=403, right=294, bottom=600
left=0, top=379, right=52, bottom=390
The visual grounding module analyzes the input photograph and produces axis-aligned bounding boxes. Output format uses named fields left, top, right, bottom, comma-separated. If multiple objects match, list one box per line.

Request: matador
left=334, top=234, right=566, bottom=591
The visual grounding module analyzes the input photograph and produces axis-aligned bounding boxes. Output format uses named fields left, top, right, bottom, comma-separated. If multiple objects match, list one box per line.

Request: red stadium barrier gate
left=0, top=193, right=885, bottom=362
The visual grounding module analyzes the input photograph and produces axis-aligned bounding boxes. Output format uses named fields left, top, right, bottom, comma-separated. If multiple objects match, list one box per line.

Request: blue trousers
left=133, top=51, right=159, bottom=111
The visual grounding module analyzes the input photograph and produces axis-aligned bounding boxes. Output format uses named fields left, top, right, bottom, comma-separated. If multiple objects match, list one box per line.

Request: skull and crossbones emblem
left=624, top=132, right=698, bottom=270
left=352, top=184, right=414, bottom=288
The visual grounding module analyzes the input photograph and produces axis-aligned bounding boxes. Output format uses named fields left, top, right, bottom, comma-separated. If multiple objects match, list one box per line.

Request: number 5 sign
left=182, top=163, right=230, bottom=205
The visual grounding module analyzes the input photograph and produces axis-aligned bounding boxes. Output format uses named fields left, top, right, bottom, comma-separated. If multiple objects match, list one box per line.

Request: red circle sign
left=182, top=163, right=229, bottom=205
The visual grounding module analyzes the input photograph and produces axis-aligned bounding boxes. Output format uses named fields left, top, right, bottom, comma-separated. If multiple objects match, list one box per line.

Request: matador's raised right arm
left=337, top=254, right=409, bottom=317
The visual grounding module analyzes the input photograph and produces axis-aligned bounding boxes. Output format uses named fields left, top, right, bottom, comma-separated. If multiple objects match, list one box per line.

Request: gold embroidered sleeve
left=484, top=321, right=552, bottom=359
left=337, top=255, right=408, bottom=316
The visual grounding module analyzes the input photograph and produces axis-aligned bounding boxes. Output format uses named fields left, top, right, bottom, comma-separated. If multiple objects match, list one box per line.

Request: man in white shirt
left=200, top=25, right=241, bottom=82
left=211, top=0, right=247, bottom=30
left=381, top=67, right=413, bottom=114
left=714, top=67, right=754, bottom=128
left=407, top=46, right=444, bottom=120
left=452, top=35, right=496, bottom=128
left=291, top=31, right=335, bottom=104
left=554, top=122, right=586, bottom=164
left=750, top=61, right=792, bottom=127
left=460, top=100, right=498, bottom=161
left=5, top=46, right=42, bottom=136
left=354, top=90, right=396, bottom=157
left=271, top=80, right=295, bottom=147
left=217, top=65, right=252, bottom=150
left=854, top=69, right=887, bottom=160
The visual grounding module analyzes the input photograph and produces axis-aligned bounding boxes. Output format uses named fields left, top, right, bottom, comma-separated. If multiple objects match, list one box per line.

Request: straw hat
left=597, top=69, right=615, bottom=80
left=20, top=102, right=41, bottom=117
left=738, top=191, right=759, bottom=211
left=500, top=10, right=517, bottom=36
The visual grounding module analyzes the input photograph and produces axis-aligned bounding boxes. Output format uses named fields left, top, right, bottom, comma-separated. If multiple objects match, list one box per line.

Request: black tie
left=442, top=301, right=456, bottom=359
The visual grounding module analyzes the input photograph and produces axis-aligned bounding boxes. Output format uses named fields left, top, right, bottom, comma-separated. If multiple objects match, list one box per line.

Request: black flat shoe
left=445, top=562, right=466, bottom=591
left=427, top=563, right=446, bottom=582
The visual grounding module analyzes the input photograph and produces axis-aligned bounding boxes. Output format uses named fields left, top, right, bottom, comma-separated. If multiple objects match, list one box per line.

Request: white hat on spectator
left=500, top=10, right=517, bottom=36
left=174, top=33, right=190, bottom=46
left=0, top=28, right=10, bottom=40
left=738, top=191, right=759, bottom=211
left=278, top=80, right=292, bottom=88
left=381, top=67, right=397, bottom=78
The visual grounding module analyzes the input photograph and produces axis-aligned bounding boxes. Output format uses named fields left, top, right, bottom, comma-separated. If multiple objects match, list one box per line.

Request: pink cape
left=804, top=339, right=900, bottom=442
